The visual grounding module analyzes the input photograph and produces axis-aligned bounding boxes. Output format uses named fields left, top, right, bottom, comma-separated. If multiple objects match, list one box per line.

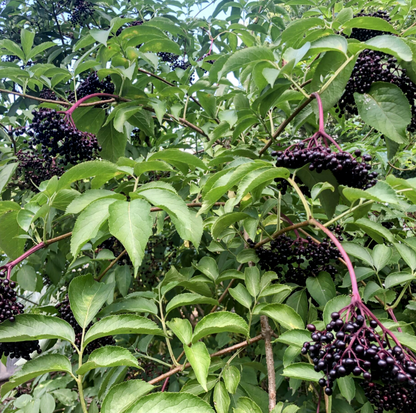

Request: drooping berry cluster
left=157, top=52, right=194, bottom=82
left=249, top=235, right=340, bottom=283
left=337, top=49, right=416, bottom=131
left=56, top=296, right=114, bottom=353
left=0, top=279, right=41, bottom=360
left=65, top=0, right=95, bottom=25
left=348, top=10, right=391, bottom=41
left=16, top=150, right=64, bottom=191
left=274, top=176, right=311, bottom=196
left=68, top=72, right=114, bottom=102
left=302, top=308, right=416, bottom=412
left=20, top=108, right=100, bottom=165
left=273, top=144, right=377, bottom=189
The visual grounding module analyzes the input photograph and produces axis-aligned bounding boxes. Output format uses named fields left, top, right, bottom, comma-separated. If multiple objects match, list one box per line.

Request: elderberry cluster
left=39, top=88, right=57, bottom=101
left=348, top=10, right=391, bottom=41
left=16, top=150, right=64, bottom=191
left=157, top=52, right=194, bottom=83
left=21, top=108, right=100, bottom=165
left=302, top=310, right=416, bottom=411
left=56, top=296, right=114, bottom=353
left=249, top=235, right=340, bottom=283
left=0, top=279, right=41, bottom=360
left=64, top=0, right=95, bottom=25
left=68, top=72, right=114, bottom=102
left=273, top=145, right=377, bottom=189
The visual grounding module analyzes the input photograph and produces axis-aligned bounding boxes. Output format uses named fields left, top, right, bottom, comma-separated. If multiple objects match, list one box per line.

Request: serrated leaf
left=71, top=198, right=119, bottom=257
left=123, top=392, right=215, bottom=413
left=166, top=293, right=218, bottom=315
left=323, top=295, right=351, bottom=325
left=306, top=273, right=336, bottom=307
left=108, top=199, right=153, bottom=275
left=66, top=189, right=124, bottom=215
left=1, top=355, right=72, bottom=396
left=223, top=365, right=240, bottom=394
left=167, top=318, right=192, bottom=345
left=83, top=315, right=163, bottom=347
left=229, top=284, right=252, bottom=309
left=222, top=46, right=275, bottom=74
left=283, top=363, right=324, bottom=382
left=68, top=274, right=114, bottom=329
left=260, top=304, right=304, bottom=330
left=98, top=296, right=158, bottom=317
left=101, top=380, right=154, bottom=413
left=192, top=312, right=249, bottom=343
left=134, top=161, right=173, bottom=177
left=235, top=397, right=262, bottom=413
left=343, top=17, right=398, bottom=34
left=97, top=122, right=128, bottom=163
left=149, top=149, right=206, bottom=170
left=136, top=189, right=202, bottom=249
left=355, top=82, right=411, bottom=143
left=184, top=342, right=211, bottom=391
left=0, top=314, right=75, bottom=344
left=245, top=266, right=260, bottom=298
left=77, top=346, right=139, bottom=375
left=193, top=256, right=219, bottom=281
left=337, top=376, right=356, bottom=403
left=384, top=272, right=414, bottom=289
left=213, top=381, right=230, bottom=413
left=395, top=243, right=416, bottom=271
left=277, top=329, right=311, bottom=347
left=371, top=244, right=392, bottom=273
left=211, top=212, right=251, bottom=239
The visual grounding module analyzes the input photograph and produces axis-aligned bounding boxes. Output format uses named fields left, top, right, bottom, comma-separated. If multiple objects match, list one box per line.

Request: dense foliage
left=0, top=0, right=416, bottom=412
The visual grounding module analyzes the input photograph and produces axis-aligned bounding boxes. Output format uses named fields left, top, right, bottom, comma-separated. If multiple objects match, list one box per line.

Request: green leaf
left=306, top=273, right=336, bottom=308
left=193, top=256, right=219, bottom=282
left=149, top=149, right=206, bottom=171
left=166, top=293, right=218, bottom=315
left=235, top=167, right=290, bottom=203
left=0, top=314, right=75, bottom=344
left=0, top=39, right=24, bottom=60
left=101, top=380, right=154, bottom=413
left=40, top=393, right=55, bottom=413
left=0, top=211, right=26, bottom=259
left=192, top=312, right=249, bottom=343
left=229, top=284, right=253, bottom=309
left=16, top=265, right=37, bottom=292
left=0, top=162, right=18, bottom=194
left=323, top=295, right=351, bottom=325
left=355, top=82, right=411, bottom=143
left=221, top=46, right=275, bottom=74
left=245, top=266, right=260, bottom=298
left=342, top=242, right=373, bottom=267
left=384, top=272, right=414, bottom=289
left=71, top=198, right=119, bottom=257
left=235, top=397, right=262, bottom=413
left=140, top=39, right=181, bottom=54
left=26, top=41, right=56, bottom=61
left=343, top=17, right=398, bottom=34
left=223, top=365, right=240, bottom=394
left=342, top=180, right=400, bottom=205
left=310, top=35, right=348, bottom=55
left=259, top=284, right=292, bottom=298
left=167, top=318, right=192, bottom=345
left=83, top=315, right=163, bottom=347
left=58, top=160, right=120, bottom=190
left=395, top=243, right=416, bottom=271
left=337, top=376, right=356, bottom=403
left=394, top=332, right=416, bottom=353
left=371, top=244, right=392, bottom=273
left=211, top=212, right=251, bottom=239
left=68, top=274, right=114, bottom=329
left=1, top=355, right=72, bottom=396
left=66, top=189, right=124, bottom=215
left=123, top=392, right=215, bottom=413
left=97, top=122, right=128, bottom=163
left=184, top=342, right=211, bottom=391
left=77, top=346, right=139, bottom=375
left=136, top=189, right=202, bottom=249
left=351, top=218, right=394, bottom=243
left=283, top=363, right=324, bottom=382
left=0, top=201, right=20, bottom=215
left=260, top=304, right=304, bottom=330
left=213, top=381, right=230, bottom=413
left=365, top=35, right=413, bottom=62
left=90, top=28, right=111, bottom=46
left=98, top=296, right=158, bottom=317
left=277, top=329, right=311, bottom=347
left=134, top=161, right=173, bottom=176
left=108, top=199, right=153, bottom=275
left=20, top=29, right=35, bottom=58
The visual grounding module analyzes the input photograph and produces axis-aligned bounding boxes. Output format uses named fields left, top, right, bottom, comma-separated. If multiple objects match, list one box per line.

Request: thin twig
left=148, top=334, right=263, bottom=385
left=96, top=250, right=127, bottom=281
left=254, top=221, right=310, bottom=249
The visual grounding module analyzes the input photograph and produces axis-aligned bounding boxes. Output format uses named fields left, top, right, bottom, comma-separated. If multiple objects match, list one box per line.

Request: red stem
left=65, top=93, right=121, bottom=115
left=387, top=308, right=403, bottom=333
left=161, top=377, right=169, bottom=392
left=311, top=219, right=361, bottom=304
left=311, top=92, right=325, bottom=134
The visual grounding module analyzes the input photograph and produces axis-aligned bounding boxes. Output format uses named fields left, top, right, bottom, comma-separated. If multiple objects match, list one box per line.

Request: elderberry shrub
left=337, top=49, right=416, bottom=132
left=273, top=145, right=377, bottom=190
left=0, top=278, right=41, bottom=360
left=68, top=72, right=114, bottom=102
left=249, top=235, right=340, bottom=283
left=16, top=150, right=64, bottom=191
left=302, top=309, right=416, bottom=411
left=348, top=10, right=391, bottom=42
left=22, top=108, right=100, bottom=165
left=56, top=296, right=114, bottom=354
